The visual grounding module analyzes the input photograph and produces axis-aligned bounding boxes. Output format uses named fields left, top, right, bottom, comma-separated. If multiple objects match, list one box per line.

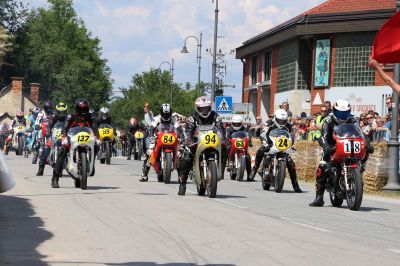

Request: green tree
left=10, top=0, right=112, bottom=110
left=110, top=68, right=199, bottom=129
left=0, top=0, right=28, bottom=33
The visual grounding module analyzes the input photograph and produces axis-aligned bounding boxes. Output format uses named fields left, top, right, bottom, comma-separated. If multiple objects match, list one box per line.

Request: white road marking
left=280, top=217, right=331, bottom=233
left=388, top=249, right=400, bottom=255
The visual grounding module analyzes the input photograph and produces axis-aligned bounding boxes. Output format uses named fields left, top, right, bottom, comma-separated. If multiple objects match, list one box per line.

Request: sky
left=23, top=0, right=325, bottom=102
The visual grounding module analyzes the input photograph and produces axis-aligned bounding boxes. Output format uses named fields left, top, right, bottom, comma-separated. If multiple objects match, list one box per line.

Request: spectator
left=250, top=115, right=263, bottom=137
left=0, top=122, right=9, bottom=150
left=324, top=100, right=333, bottom=114
left=281, top=102, right=293, bottom=118
left=314, top=106, right=328, bottom=139
left=385, top=96, right=393, bottom=114
left=363, top=113, right=375, bottom=142
left=384, top=113, right=392, bottom=130
left=373, top=116, right=390, bottom=142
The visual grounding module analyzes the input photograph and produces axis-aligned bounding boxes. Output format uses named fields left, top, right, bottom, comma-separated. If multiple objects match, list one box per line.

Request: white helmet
left=99, top=107, right=109, bottom=120
left=195, top=96, right=212, bottom=118
left=231, top=115, right=243, bottom=130
left=333, top=99, right=351, bottom=124
left=274, top=109, right=288, bottom=128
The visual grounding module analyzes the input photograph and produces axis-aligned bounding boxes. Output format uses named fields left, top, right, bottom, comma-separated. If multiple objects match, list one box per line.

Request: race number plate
left=235, top=139, right=245, bottom=149
left=203, top=132, right=219, bottom=148
left=161, top=134, right=176, bottom=145
left=343, top=140, right=361, bottom=154
left=275, top=136, right=291, bottom=151
left=76, top=132, right=90, bottom=145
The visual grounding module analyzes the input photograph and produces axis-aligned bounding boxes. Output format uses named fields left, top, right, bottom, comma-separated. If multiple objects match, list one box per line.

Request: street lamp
left=384, top=0, right=400, bottom=190
left=180, top=32, right=202, bottom=97
left=159, top=59, right=174, bottom=106
left=211, top=0, right=219, bottom=107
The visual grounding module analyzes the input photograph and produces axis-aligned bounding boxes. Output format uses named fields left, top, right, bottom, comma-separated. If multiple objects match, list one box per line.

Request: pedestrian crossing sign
left=215, top=96, right=232, bottom=113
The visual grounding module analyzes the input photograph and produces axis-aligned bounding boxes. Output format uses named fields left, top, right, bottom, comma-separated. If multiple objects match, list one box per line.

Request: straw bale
left=363, top=142, right=388, bottom=192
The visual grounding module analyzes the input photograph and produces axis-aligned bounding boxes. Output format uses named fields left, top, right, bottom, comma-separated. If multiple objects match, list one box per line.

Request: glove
left=366, top=145, right=374, bottom=154
left=96, top=139, right=101, bottom=146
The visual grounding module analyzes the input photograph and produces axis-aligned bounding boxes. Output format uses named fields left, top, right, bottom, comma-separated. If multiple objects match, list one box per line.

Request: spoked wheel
left=207, top=160, right=218, bottom=198
left=345, top=168, right=363, bottom=211
left=274, top=160, right=286, bottom=193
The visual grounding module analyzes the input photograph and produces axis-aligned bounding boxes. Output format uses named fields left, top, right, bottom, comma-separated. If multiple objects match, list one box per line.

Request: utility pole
left=211, top=0, right=219, bottom=106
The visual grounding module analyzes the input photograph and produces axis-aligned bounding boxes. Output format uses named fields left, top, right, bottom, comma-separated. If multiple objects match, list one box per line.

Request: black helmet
left=43, top=101, right=54, bottom=115
left=74, top=98, right=90, bottom=116
left=160, top=103, right=172, bottom=122
left=56, top=102, right=68, bottom=119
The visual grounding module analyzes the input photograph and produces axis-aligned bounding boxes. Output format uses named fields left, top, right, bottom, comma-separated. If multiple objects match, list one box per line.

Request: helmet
left=160, top=103, right=172, bottom=122
left=195, top=96, right=212, bottom=118
left=129, top=117, right=138, bottom=127
left=56, top=102, right=68, bottom=118
left=43, top=101, right=54, bottom=115
left=16, top=111, right=24, bottom=120
left=99, top=107, right=110, bottom=120
left=332, top=99, right=351, bottom=124
left=232, top=115, right=243, bottom=131
left=74, top=98, right=90, bottom=116
left=273, top=109, right=288, bottom=128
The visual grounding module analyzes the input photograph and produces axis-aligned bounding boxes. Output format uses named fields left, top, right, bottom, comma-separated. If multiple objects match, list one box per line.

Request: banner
left=314, top=39, right=331, bottom=87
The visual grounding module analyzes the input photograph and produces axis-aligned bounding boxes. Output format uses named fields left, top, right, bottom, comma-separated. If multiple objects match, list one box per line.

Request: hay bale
left=292, top=141, right=320, bottom=182
left=363, top=142, right=388, bottom=192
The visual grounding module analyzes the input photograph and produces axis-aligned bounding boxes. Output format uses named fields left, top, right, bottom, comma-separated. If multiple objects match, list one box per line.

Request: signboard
left=314, top=39, right=331, bottom=87
left=215, top=96, right=232, bottom=113
left=218, top=113, right=255, bottom=124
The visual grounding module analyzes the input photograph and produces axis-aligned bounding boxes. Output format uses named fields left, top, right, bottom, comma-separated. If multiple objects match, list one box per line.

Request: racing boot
left=289, top=171, right=302, bottom=193
left=178, top=176, right=187, bottom=196
left=309, top=192, right=324, bottom=207
left=36, top=166, right=44, bottom=176
left=51, top=175, right=59, bottom=188
left=139, top=166, right=150, bottom=182
left=248, top=167, right=257, bottom=181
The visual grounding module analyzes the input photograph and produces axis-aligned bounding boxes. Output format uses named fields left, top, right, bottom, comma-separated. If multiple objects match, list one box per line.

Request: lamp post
left=180, top=32, right=202, bottom=97
left=211, top=0, right=219, bottom=106
left=384, top=0, right=400, bottom=190
left=159, top=59, right=174, bottom=106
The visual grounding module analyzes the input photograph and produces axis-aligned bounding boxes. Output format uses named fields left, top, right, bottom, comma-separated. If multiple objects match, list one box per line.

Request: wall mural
left=314, top=39, right=331, bottom=87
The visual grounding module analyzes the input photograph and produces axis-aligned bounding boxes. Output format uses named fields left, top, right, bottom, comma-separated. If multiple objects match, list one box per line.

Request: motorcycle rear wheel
left=274, top=160, right=286, bottom=193
left=346, top=168, right=363, bottom=211
left=207, top=160, right=218, bottom=198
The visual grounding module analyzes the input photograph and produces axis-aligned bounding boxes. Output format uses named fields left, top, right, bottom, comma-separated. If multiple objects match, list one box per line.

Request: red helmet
left=16, top=111, right=24, bottom=120
left=129, top=118, right=138, bottom=127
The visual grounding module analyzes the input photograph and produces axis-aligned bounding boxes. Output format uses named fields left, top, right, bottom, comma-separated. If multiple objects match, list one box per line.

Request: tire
left=329, top=191, right=344, bottom=207
left=163, top=152, right=172, bottom=184
left=100, top=158, right=105, bottom=164
left=261, top=159, right=271, bottom=190
left=18, top=136, right=23, bottom=156
left=207, top=160, right=218, bottom=198
left=197, top=184, right=206, bottom=196
left=80, top=152, right=88, bottom=190
left=137, top=141, right=143, bottom=161
left=74, top=178, right=81, bottom=188
left=237, top=155, right=246, bottom=182
left=345, top=168, right=363, bottom=211
left=274, top=160, right=286, bottom=193
left=105, top=142, right=111, bottom=165
left=24, top=147, right=29, bottom=158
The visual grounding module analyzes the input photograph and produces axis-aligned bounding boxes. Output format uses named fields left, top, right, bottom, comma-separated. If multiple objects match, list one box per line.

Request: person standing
left=324, top=101, right=333, bottom=115
left=281, top=102, right=293, bottom=118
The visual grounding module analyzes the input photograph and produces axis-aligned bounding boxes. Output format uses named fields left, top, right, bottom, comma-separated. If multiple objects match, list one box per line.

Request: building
left=236, top=0, right=396, bottom=118
left=0, top=77, right=40, bottom=125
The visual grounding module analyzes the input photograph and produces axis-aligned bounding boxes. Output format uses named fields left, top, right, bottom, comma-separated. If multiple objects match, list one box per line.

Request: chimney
left=11, top=77, right=24, bottom=96
left=29, top=83, right=40, bottom=104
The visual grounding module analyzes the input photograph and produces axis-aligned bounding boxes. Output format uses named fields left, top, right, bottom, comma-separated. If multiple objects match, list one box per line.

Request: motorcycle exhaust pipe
left=0, top=152, right=15, bottom=193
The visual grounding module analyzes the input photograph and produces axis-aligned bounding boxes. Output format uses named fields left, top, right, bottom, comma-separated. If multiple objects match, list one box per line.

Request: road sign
left=215, top=96, right=232, bottom=113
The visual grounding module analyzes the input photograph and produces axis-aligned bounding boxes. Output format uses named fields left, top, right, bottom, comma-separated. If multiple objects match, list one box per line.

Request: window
left=250, top=55, right=258, bottom=85
left=277, top=41, right=297, bottom=92
left=334, top=32, right=375, bottom=87
left=264, top=50, right=272, bottom=82
left=298, top=40, right=312, bottom=90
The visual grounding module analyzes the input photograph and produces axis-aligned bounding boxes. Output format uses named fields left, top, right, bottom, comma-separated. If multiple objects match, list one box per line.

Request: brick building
left=236, top=0, right=396, bottom=118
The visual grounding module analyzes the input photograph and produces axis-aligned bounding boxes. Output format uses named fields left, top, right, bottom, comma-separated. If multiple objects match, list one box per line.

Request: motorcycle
left=228, top=131, right=249, bottom=181
left=191, top=125, right=222, bottom=198
left=261, top=128, right=292, bottom=193
left=30, top=127, right=41, bottom=164
left=325, top=124, right=366, bottom=211
left=24, top=128, right=35, bottom=158
left=149, top=124, right=178, bottom=184
left=66, top=126, right=95, bottom=190
left=98, top=123, right=114, bottom=165
left=48, top=122, right=65, bottom=168
left=5, top=124, right=26, bottom=156
left=134, top=130, right=144, bottom=160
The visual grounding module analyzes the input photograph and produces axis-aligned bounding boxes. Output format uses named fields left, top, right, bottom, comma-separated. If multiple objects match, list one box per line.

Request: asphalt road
left=1, top=153, right=400, bottom=266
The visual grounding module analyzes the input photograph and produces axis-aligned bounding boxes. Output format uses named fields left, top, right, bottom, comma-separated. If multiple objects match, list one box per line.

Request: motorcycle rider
left=309, top=99, right=374, bottom=207
left=126, top=117, right=145, bottom=160
left=226, top=115, right=253, bottom=181
left=177, top=96, right=227, bottom=196
left=51, top=99, right=98, bottom=188
left=36, top=103, right=68, bottom=176
left=11, top=111, right=27, bottom=129
left=97, top=107, right=117, bottom=157
left=140, top=103, right=176, bottom=182
left=249, top=109, right=302, bottom=193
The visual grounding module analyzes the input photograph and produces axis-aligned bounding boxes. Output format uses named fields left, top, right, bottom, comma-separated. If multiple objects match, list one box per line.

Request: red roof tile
left=305, top=0, right=396, bottom=15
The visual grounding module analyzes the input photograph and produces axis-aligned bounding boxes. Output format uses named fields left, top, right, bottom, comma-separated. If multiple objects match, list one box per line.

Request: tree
left=0, top=27, right=12, bottom=63
left=10, top=0, right=112, bottom=110
left=110, top=69, right=199, bottom=129
left=0, top=0, right=28, bottom=33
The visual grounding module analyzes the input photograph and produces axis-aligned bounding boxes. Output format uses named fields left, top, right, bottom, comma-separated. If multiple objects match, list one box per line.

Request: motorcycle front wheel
left=163, top=152, right=172, bottom=184
left=237, top=155, right=246, bottom=182
left=261, top=158, right=271, bottom=190
left=274, top=160, right=286, bottom=193
left=346, top=168, right=363, bottom=211
left=105, top=142, right=111, bottom=165
left=80, top=152, right=88, bottom=190
left=207, top=160, right=218, bottom=198
left=17, top=136, right=23, bottom=155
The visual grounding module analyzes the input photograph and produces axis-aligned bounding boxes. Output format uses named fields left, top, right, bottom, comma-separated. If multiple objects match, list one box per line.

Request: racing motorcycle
left=24, top=128, right=34, bottom=158
left=98, top=123, right=114, bottom=165
left=66, top=126, right=95, bottom=190
left=228, top=131, right=249, bottom=181
left=325, top=124, right=366, bottom=211
left=5, top=124, right=26, bottom=156
left=191, top=125, right=222, bottom=198
left=30, top=127, right=41, bottom=164
left=261, top=128, right=292, bottom=193
left=134, top=130, right=144, bottom=160
left=149, top=124, right=178, bottom=184
left=48, top=122, right=65, bottom=168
